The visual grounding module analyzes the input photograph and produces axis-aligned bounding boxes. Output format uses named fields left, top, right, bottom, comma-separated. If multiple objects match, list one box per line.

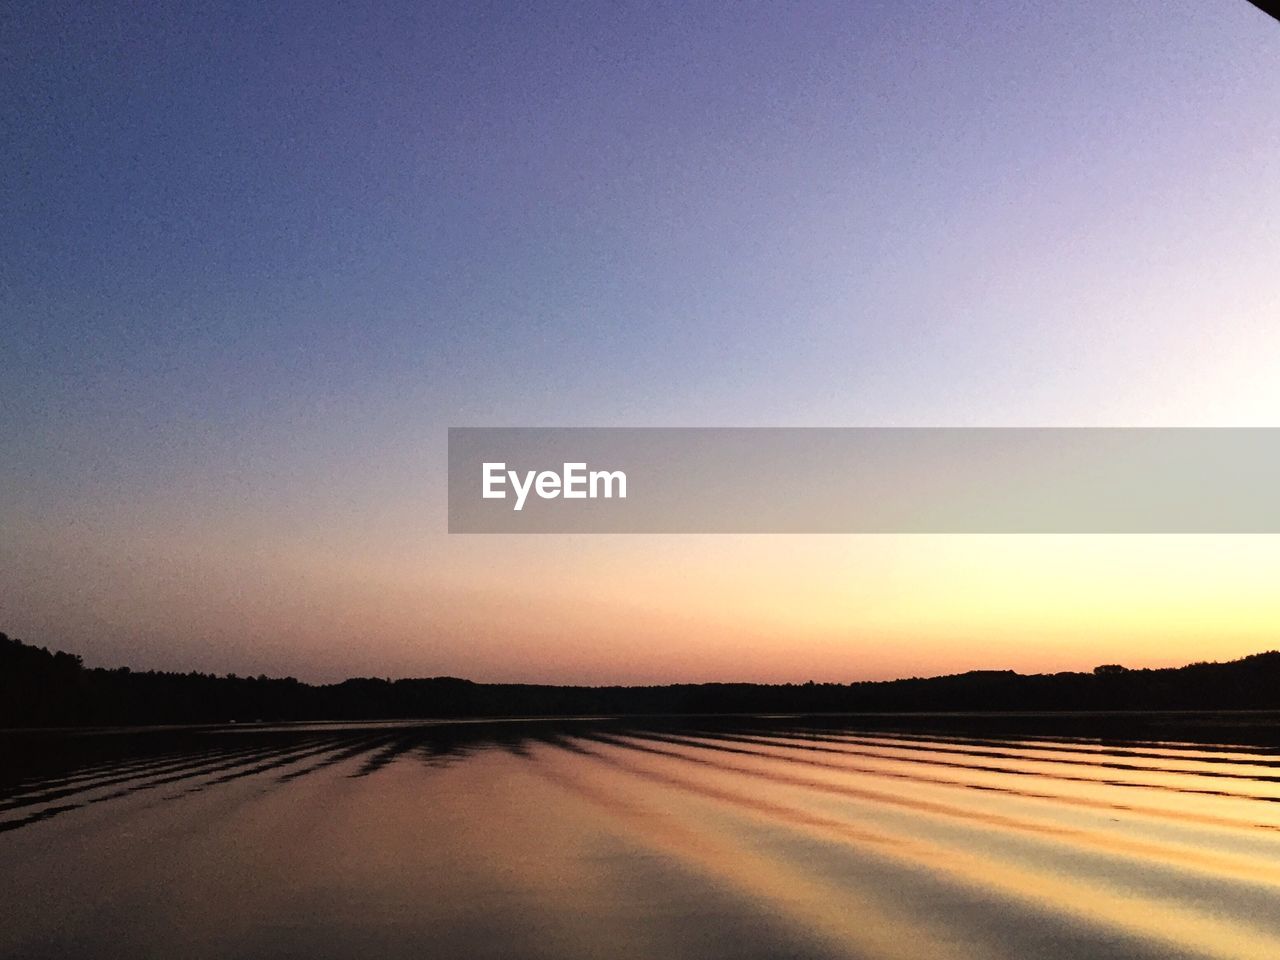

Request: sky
left=3, top=0, right=1279, bottom=683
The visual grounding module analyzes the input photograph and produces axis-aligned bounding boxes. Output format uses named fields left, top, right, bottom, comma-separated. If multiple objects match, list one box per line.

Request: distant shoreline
left=8, top=706, right=1280, bottom=735
left=5, top=630, right=1280, bottom=729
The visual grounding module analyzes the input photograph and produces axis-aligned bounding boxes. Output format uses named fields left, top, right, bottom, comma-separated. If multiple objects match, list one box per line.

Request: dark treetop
left=5, top=631, right=1280, bottom=728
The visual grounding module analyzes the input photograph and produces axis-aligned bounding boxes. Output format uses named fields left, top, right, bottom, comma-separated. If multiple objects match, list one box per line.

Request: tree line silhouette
left=3, top=630, right=1280, bottom=727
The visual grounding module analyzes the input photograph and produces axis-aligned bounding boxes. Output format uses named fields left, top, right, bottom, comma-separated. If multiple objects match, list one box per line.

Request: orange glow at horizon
left=6, top=508, right=1278, bottom=686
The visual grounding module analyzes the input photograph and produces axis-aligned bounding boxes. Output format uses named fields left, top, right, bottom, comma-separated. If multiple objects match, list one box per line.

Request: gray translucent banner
left=447, top=428, right=1280, bottom=533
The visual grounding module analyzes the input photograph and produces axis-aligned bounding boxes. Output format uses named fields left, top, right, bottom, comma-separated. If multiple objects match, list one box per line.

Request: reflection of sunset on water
left=6, top=716, right=1280, bottom=959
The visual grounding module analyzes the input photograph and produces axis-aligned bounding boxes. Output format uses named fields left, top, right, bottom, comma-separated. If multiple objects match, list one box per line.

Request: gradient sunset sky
left=3, top=1, right=1279, bottom=683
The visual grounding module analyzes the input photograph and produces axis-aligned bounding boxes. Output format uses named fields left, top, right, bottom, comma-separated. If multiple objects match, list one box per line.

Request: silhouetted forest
left=4, top=630, right=1280, bottom=727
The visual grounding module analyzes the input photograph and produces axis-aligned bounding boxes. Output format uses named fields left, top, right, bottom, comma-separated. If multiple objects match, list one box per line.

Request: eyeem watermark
left=482, top=462, right=627, bottom=511
left=448, top=427, right=1280, bottom=533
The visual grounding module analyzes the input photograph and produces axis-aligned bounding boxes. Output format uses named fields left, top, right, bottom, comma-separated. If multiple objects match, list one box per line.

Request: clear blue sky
left=3, top=1, right=1279, bottom=681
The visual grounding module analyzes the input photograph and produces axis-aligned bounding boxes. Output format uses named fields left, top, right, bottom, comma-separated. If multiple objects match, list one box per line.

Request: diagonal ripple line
left=562, top=735, right=1280, bottom=960
left=594, top=733, right=1280, bottom=890
left=660, top=730, right=1280, bottom=805
left=522, top=738, right=977, bottom=960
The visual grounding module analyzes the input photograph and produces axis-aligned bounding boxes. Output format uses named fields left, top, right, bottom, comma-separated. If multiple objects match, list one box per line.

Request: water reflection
left=3, top=714, right=1280, bottom=959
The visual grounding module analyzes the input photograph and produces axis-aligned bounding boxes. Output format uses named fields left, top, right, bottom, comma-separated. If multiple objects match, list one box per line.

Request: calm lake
left=4, top=714, right=1280, bottom=960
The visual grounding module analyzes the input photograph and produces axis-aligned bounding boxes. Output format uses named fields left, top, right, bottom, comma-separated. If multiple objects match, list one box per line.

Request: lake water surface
left=4, top=714, right=1280, bottom=959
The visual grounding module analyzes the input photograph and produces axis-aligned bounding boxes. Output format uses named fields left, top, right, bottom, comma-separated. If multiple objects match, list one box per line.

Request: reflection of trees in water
left=8, top=711, right=1280, bottom=837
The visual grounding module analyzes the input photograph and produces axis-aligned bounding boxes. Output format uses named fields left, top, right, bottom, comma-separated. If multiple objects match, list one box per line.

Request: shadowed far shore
left=5, top=631, right=1280, bottom=730
left=7, top=632, right=1280, bottom=727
